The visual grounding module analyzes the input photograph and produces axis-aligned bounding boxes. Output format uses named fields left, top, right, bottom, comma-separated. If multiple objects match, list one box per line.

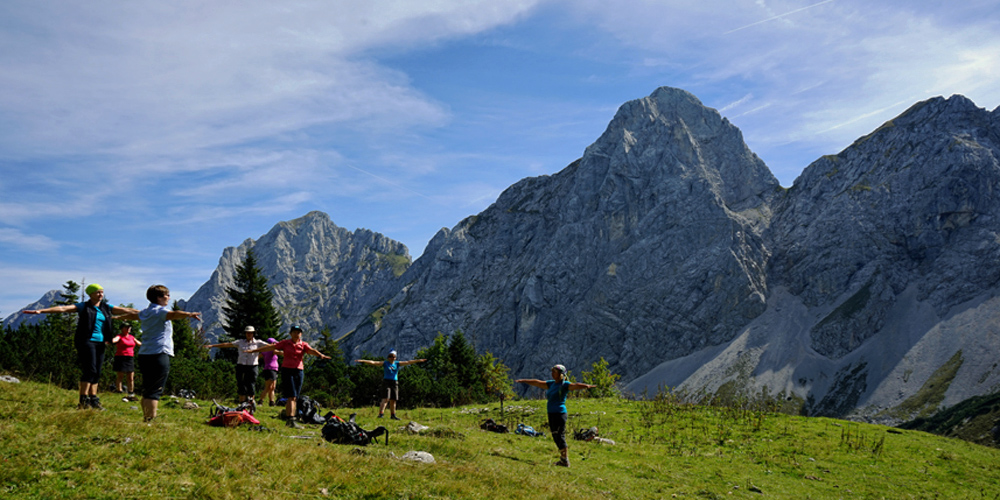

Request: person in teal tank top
left=355, top=349, right=427, bottom=420
left=22, top=283, right=138, bottom=410
left=517, top=364, right=596, bottom=467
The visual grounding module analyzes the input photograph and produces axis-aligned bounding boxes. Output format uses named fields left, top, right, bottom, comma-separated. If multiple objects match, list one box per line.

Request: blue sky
left=2, top=0, right=999, bottom=317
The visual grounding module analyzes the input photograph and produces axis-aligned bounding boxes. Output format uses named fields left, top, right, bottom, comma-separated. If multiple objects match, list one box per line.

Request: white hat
left=244, top=326, right=256, bottom=333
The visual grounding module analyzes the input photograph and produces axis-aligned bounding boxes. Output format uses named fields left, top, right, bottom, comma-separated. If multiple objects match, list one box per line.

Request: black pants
left=236, top=364, right=258, bottom=397
left=548, top=412, right=568, bottom=450
left=76, top=341, right=105, bottom=384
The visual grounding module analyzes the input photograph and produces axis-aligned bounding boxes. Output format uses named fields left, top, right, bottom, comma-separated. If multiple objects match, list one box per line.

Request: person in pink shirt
left=111, top=323, right=142, bottom=400
left=245, top=325, right=329, bottom=428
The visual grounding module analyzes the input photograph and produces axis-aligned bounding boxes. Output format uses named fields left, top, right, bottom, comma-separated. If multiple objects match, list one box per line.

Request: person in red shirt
left=111, top=323, right=142, bottom=400
left=245, top=325, right=329, bottom=428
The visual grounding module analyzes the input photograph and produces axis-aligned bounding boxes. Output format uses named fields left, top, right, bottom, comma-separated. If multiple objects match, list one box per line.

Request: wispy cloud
left=0, top=228, right=58, bottom=252
left=723, top=0, right=836, bottom=35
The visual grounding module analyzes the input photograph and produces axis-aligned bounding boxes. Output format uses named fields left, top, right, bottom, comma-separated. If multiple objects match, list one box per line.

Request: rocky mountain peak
left=183, top=211, right=410, bottom=343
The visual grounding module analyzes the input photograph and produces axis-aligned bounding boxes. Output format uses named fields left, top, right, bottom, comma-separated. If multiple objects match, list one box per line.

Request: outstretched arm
left=516, top=378, right=548, bottom=390
left=166, top=310, right=201, bottom=321
left=113, top=312, right=140, bottom=321
left=22, top=305, right=77, bottom=314
left=245, top=344, right=278, bottom=354
left=354, top=359, right=381, bottom=366
left=203, top=342, right=236, bottom=349
left=568, top=383, right=597, bottom=391
left=306, top=345, right=330, bottom=360
left=399, top=358, right=427, bottom=366
left=110, top=305, right=139, bottom=316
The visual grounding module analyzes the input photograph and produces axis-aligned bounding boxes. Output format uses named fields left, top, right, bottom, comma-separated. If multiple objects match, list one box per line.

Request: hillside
left=3, top=378, right=1000, bottom=499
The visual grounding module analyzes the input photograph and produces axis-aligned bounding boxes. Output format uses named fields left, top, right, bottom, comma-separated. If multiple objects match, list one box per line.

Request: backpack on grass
left=321, top=413, right=388, bottom=446
left=208, top=400, right=261, bottom=427
left=480, top=418, right=508, bottom=433
left=515, top=423, right=544, bottom=437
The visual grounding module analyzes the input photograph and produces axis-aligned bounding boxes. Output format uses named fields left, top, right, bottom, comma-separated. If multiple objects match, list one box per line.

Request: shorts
left=76, top=341, right=106, bottom=384
left=280, top=367, right=304, bottom=399
left=113, top=355, right=135, bottom=373
left=383, top=379, right=400, bottom=401
left=261, top=369, right=278, bottom=381
left=137, top=353, right=171, bottom=400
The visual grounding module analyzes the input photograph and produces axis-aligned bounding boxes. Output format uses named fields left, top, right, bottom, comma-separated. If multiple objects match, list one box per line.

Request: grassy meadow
left=2, top=378, right=1000, bottom=499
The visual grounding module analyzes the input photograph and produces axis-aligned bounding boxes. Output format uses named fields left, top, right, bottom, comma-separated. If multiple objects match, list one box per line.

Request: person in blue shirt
left=516, top=364, right=596, bottom=467
left=355, top=350, right=426, bottom=420
left=117, top=284, right=201, bottom=422
left=23, top=283, right=137, bottom=410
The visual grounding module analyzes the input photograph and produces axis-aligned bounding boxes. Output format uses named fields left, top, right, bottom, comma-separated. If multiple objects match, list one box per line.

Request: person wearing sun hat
left=245, top=325, right=330, bottom=428
left=202, top=325, right=270, bottom=404
left=22, top=283, right=139, bottom=410
left=516, top=364, right=596, bottom=467
left=354, top=349, right=427, bottom=420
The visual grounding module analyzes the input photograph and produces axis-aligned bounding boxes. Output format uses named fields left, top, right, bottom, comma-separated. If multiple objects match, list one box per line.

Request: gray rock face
left=172, top=87, right=1000, bottom=422
left=2, top=289, right=62, bottom=330
left=342, top=87, right=780, bottom=381
left=627, top=93, right=1000, bottom=422
left=181, top=211, right=410, bottom=343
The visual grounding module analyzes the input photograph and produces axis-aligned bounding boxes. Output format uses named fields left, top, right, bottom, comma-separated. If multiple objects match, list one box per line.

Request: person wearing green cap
left=23, top=283, right=138, bottom=410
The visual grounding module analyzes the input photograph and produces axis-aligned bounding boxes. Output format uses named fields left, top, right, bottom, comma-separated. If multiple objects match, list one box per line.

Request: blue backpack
left=515, top=423, right=544, bottom=437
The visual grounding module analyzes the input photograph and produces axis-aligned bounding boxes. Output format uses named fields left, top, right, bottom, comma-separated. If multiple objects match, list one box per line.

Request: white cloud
left=0, top=228, right=58, bottom=252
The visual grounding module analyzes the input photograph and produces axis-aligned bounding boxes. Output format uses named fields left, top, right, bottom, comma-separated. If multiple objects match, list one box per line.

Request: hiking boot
left=377, top=413, right=384, bottom=418
left=285, top=418, right=303, bottom=429
left=554, top=459, right=570, bottom=467
left=77, top=395, right=90, bottom=410
left=390, top=414, right=401, bottom=420
left=89, top=396, right=104, bottom=410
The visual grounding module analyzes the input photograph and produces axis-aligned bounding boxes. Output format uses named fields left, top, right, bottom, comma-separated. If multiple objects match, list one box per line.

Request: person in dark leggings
left=23, top=283, right=137, bottom=410
left=119, top=285, right=201, bottom=422
left=516, top=364, right=595, bottom=467
left=203, top=325, right=269, bottom=404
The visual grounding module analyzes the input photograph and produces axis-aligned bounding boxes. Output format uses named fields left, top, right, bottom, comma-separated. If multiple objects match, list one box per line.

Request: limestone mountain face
left=176, top=87, right=1000, bottom=422
left=342, top=87, right=781, bottom=381
left=181, top=211, right=409, bottom=343
left=2, top=289, right=62, bottom=330
left=627, top=94, right=1000, bottom=421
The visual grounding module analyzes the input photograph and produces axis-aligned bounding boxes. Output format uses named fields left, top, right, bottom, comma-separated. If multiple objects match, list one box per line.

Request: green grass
left=3, top=380, right=1000, bottom=499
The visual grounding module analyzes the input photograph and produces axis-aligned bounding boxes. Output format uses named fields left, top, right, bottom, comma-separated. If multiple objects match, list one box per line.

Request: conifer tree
left=217, top=248, right=282, bottom=363
left=171, top=300, right=206, bottom=361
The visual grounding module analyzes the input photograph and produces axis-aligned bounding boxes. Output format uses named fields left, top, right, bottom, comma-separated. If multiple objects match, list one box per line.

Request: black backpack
left=322, top=413, right=388, bottom=446
left=296, top=395, right=325, bottom=425
left=480, top=418, right=508, bottom=433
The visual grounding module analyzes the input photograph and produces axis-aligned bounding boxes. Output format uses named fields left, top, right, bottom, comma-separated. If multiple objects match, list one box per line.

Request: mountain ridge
left=8, top=87, right=999, bottom=424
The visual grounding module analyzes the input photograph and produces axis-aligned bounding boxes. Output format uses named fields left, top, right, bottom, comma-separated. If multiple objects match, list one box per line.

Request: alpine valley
left=10, top=87, right=1000, bottom=425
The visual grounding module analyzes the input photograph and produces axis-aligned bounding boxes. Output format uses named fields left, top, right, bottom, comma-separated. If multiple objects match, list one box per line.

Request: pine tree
left=217, top=248, right=282, bottom=363
left=171, top=300, right=206, bottom=361
left=303, top=326, right=353, bottom=407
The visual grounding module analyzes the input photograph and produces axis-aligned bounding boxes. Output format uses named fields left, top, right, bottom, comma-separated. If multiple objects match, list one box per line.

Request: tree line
left=0, top=250, right=620, bottom=408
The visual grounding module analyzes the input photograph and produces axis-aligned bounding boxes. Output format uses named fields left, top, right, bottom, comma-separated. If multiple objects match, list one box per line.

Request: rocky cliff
left=343, top=87, right=780, bottom=380
left=181, top=211, right=410, bottom=343
left=176, top=87, right=1000, bottom=422
left=627, top=93, right=1000, bottom=421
